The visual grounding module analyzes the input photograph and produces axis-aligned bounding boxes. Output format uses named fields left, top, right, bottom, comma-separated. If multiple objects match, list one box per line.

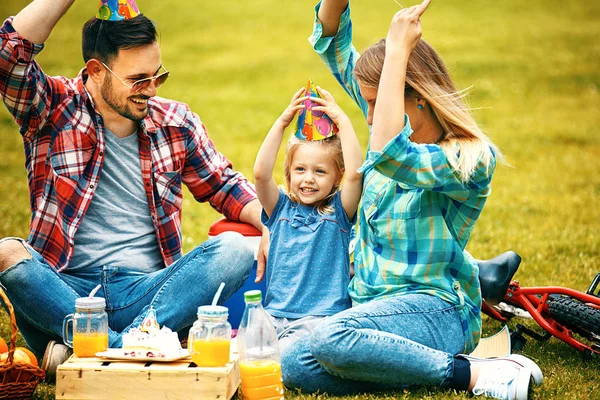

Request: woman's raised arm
left=317, top=0, right=349, bottom=37
left=371, top=0, right=431, bottom=152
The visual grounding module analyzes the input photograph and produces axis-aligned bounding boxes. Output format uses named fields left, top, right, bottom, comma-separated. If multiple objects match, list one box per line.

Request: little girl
left=253, top=86, right=363, bottom=351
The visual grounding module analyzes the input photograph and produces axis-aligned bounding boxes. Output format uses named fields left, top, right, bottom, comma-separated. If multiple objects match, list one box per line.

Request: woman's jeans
left=0, top=232, right=253, bottom=357
left=271, top=315, right=325, bottom=353
left=281, top=294, right=467, bottom=394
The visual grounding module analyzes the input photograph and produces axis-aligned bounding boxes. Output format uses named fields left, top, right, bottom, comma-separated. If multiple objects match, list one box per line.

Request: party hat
left=295, top=80, right=339, bottom=141
left=97, top=0, right=140, bottom=21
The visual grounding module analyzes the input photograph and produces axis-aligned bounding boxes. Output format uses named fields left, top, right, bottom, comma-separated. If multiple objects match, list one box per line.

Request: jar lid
left=197, top=305, right=228, bottom=317
left=75, top=297, right=106, bottom=310
left=243, top=290, right=262, bottom=302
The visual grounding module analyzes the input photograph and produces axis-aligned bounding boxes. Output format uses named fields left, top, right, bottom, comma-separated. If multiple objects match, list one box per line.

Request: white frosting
left=122, top=326, right=182, bottom=356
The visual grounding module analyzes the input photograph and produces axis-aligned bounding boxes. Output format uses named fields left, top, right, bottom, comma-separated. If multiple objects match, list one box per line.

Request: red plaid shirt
left=0, top=18, right=256, bottom=271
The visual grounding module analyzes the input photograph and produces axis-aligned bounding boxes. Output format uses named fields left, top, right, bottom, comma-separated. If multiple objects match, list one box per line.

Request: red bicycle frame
left=483, top=281, right=600, bottom=354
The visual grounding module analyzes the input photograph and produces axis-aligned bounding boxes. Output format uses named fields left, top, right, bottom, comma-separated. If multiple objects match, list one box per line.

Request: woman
left=281, top=1, right=542, bottom=399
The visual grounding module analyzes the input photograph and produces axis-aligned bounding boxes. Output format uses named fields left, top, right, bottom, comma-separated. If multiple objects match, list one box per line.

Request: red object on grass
left=208, top=218, right=262, bottom=237
left=484, top=280, right=600, bottom=355
left=505, top=283, right=600, bottom=354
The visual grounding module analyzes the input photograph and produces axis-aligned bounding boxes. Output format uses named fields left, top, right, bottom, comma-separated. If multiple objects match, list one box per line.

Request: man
left=0, top=0, right=267, bottom=380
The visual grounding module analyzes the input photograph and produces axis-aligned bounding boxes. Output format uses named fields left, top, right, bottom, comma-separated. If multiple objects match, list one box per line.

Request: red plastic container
left=208, top=219, right=266, bottom=329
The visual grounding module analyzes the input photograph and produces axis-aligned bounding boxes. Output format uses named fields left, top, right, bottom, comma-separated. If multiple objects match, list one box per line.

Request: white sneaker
left=41, top=340, right=73, bottom=383
left=471, top=360, right=532, bottom=400
left=464, top=354, right=543, bottom=385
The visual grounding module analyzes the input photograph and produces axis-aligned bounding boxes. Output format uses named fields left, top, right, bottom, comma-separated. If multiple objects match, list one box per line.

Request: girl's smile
left=290, top=144, right=339, bottom=206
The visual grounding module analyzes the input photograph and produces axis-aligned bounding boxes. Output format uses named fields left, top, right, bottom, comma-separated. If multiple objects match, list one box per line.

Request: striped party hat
left=295, top=80, right=339, bottom=141
left=97, top=0, right=140, bottom=21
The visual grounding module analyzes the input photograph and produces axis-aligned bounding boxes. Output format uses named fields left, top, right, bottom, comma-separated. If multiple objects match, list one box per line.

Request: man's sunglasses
left=100, top=61, right=170, bottom=93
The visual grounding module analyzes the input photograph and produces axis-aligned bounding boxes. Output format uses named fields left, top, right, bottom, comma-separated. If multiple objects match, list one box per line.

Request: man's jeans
left=281, top=294, right=467, bottom=394
left=0, top=232, right=253, bottom=357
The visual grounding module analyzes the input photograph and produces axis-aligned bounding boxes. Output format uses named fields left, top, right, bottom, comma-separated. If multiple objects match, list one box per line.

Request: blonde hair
left=283, top=135, right=344, bottom=214
left=354, top=39, right=503, bottom=182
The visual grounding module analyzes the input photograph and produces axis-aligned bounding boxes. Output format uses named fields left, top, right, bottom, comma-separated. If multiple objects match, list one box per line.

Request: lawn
left=0, top=0, right=599, bottom=399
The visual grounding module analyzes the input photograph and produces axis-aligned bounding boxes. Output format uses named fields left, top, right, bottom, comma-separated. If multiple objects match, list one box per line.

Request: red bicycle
left=477, top=251, right=600, bottom=359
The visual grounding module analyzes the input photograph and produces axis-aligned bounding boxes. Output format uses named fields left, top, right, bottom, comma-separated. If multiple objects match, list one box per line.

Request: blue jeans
left=281, top=294, right=466, bottom=395
left=0, top=233, right=253, bottom=357
left=271, top=315, right=325, bottom=353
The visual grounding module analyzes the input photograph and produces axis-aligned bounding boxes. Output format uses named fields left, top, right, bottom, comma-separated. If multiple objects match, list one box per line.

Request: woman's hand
left=311, top=86, right=351, bottom=127
left=385, top=0, right=431, bottom=56
left=276, top=88, right=308, bottom=128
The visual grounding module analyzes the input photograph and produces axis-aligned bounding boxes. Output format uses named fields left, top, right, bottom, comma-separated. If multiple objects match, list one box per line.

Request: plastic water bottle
left=237, top=290, right=284, bottom=400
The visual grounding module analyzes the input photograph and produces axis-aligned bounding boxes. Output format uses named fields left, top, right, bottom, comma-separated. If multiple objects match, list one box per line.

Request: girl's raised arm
left=312, top=87, right=363, bottom=220
left=253, top=88, right=306, bottom=216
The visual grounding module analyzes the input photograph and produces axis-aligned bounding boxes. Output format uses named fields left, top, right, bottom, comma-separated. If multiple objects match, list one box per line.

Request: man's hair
left=82, top=14, right=157, bottom=65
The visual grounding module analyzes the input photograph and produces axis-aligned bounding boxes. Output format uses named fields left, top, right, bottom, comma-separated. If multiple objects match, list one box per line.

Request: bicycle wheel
left=547, top=296, right=600, bottom=336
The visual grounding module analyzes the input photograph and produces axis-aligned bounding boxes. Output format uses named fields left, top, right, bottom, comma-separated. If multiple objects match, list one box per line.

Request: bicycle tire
left=547, top=296, right=600, bottom=336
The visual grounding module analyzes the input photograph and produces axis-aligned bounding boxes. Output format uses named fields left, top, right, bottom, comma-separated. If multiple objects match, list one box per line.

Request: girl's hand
left=311, top=86, right=351, bottom=127
left=277, top=88, right=308, bottom=128
left=386, top=0, right=431, bottom=56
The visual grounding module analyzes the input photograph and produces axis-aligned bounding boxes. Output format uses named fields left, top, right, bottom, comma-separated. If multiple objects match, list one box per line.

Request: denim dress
left=261, top=190, right=353, bottom=319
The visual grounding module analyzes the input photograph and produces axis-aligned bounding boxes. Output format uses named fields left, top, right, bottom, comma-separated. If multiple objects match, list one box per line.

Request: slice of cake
left=121, top=326, right=182, bottom=358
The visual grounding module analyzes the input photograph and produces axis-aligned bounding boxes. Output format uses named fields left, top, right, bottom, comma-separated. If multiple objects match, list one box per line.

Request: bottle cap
left=243, top=290, right=262, bottom=303
left=197, top=305, right=229, bottom=317
left=75, top=297, right=106, bottom=310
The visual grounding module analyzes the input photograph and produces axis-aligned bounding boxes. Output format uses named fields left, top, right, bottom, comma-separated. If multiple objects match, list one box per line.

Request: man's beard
left=101, top=76, right=149, bottom=122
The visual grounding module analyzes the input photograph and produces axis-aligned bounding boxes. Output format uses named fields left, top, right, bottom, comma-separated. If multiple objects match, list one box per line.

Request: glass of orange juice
left=188, top=305, right=232, bottom=367
left=62, top=296, right=109, bottom=357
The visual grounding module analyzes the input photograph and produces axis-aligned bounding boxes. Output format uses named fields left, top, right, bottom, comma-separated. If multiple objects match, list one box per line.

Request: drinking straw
left=86, top=284, right=102, bottom=335
left=212, top=282, right=225, bottom=306
left=89, top=284, right=101, bottom=298
left=205, top=282, right=226, bottom=343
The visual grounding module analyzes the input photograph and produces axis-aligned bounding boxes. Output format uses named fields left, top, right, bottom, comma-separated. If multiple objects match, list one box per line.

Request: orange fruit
left=0, top=337, right=7, bottom=353
left=16, top=347, right=38, bottom=367
left=0, top=347, right=38, bottom=367
left=0, top=350, right=29, bottom=364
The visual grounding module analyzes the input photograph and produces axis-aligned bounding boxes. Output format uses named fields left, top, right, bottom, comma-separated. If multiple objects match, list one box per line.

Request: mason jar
left=62, top=297, right=109, bottom=357
left=188, top=305, right=231, bottom=367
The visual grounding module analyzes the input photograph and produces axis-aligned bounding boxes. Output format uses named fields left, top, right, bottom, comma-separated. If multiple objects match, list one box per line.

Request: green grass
left=1, top=0, right=599, bottom=399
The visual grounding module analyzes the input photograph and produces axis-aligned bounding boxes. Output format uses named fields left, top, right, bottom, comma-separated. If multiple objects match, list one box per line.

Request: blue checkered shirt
left=309, top=1, right=497, bottom=352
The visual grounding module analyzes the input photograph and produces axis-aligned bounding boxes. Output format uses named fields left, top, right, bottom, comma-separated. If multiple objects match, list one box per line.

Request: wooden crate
left=55, top=354, right=240, bottom=400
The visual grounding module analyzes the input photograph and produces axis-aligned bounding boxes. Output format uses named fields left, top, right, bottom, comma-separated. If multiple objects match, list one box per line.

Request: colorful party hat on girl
left=295, top=80, right=339, bottom=141
left=97, top=0, right=140, bottom=21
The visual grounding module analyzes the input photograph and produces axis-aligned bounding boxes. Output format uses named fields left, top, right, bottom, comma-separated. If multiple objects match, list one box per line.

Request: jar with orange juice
left=237, top=290, right=284, bottom=400
left=62, top=297, right=108, bottom=357
left=188, top=305, right=231, bottom=367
